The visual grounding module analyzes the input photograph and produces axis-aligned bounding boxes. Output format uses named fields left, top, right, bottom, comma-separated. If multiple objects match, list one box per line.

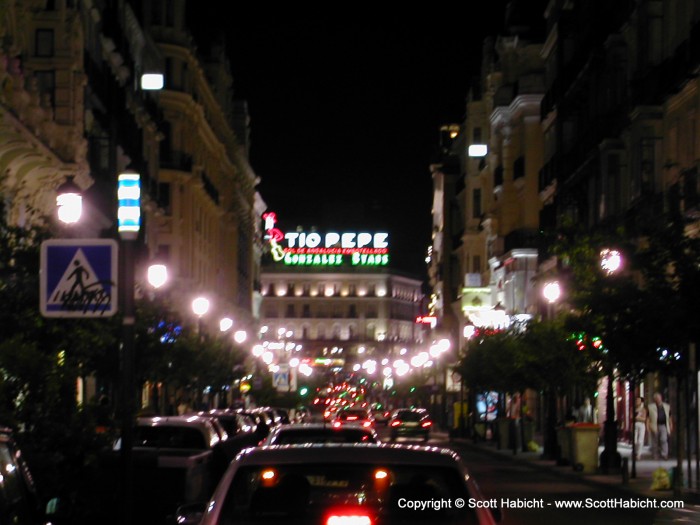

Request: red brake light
left=347, top=416, right=358, bottom=420
left=326, top=512, right=373, bottom=525
left=362, top=421, right=371, bottom=427
left=421, top=421, right=432, bottom=428
left=332, top=421, right=341, bottom=428
left=390, top=420, right=401, bottom=427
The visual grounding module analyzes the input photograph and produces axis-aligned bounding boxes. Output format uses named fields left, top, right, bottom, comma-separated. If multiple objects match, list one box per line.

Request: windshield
left=217, top=463, right=477, bottom=524
left=269, top=428, right=376, bottom=445
left=339, top=410, right=369, bottom=420
left=396, top=411, right=424, bottom=422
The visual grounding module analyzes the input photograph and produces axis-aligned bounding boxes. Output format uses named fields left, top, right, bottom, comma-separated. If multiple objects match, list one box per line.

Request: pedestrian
left=646, top=393, right=673, bottom=460
left=577, top=397, right=594, bottom=423
left=634, top=396, right=647, bottom=460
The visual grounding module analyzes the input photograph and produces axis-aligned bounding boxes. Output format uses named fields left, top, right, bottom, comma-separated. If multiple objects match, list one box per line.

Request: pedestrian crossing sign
left=40, top=239, right=119, bottom=318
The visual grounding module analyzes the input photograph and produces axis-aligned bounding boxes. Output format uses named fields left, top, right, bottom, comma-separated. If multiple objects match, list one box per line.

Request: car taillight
left=347, top=416, right=358, bottom=421
left=332, top=421, right=342, bottom=428
left=421, top=421, right=432, bottom=427
left=326, top=512, right=373, bottom=525
left=390, top=420, right=401, bottom=427
left=362, top=421, right=371, bottom=427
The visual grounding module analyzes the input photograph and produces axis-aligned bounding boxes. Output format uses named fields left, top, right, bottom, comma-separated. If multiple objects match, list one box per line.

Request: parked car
left=177, top=443, right=501, bottom=524
left=332, top=407, right=374, bottom=429
left=262, top=423, right=379, bottom=445
left=389, top=408, right=433, bottom=442
left=0, top=426, right=43, bottom=524
left=104, top=415, right=229, bottom=523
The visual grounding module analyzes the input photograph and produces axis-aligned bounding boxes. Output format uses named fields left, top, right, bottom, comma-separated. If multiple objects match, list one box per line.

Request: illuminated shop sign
left=263, top=212, right=390, bottom=267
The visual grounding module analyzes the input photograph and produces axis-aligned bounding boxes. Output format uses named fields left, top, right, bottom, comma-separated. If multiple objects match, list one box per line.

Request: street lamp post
left=192, top=296, right=210, bottom=340
left=542, top=281, right=561, bottom=460
left=599, top=249, right=623, bottom=474
left=117, top=171, right=141, bottom=525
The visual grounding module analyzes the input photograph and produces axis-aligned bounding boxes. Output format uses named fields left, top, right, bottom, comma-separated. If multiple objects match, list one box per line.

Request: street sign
left=273, top=364, right=290, bottom=392
left=40, top=239, right=119, bottom=318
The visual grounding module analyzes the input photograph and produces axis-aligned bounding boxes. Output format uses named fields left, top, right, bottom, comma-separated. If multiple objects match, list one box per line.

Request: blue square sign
left=40, top=239, right=119, bottom=318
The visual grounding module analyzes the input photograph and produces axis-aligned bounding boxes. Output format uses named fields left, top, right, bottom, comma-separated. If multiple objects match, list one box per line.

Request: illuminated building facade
left=259, top=217, right=425, bottom=372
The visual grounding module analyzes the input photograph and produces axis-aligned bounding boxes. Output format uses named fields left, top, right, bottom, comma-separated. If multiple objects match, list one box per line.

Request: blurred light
left=117, top=172, right=141, bottom=238
left=543, top=281, right=561, bottom=303
left=234, top=330, right=247, bottom=343
left=463, top=324, right=476, bottom=339
left=219, top=317, right=233, bottom=332
left=600, top=249, right=623, bottom=274
left=140, top=73, right=164, bottom=90
left=56, top=175, right=82, bottom=224
left=468, top=144, right=488, bottom=157
left=147, top=264, right=168, bottom=289
left=192, top=297, right=210, bottom=317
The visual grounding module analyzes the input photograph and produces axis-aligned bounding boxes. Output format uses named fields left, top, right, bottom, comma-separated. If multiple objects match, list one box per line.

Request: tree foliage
left=457, top=318, right=600, bottom=395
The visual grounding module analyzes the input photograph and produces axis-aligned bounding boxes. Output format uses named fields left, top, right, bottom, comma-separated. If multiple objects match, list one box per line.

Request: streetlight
left=56, top=175, right=82, bottom=225
left=192, top=296, right=210, bottom=338
left=219, top=317, right=233, bottom=333
left=234, top=330, right=247, bottom=344
left=147, top=264, right=168, bottom=290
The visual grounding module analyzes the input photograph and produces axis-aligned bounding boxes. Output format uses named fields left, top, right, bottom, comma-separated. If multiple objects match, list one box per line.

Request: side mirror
left=175, top=502, right=207, bottom=525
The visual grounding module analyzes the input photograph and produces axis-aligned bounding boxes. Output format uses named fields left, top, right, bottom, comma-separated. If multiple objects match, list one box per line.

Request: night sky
left=188, top=7, right=511, bottom=277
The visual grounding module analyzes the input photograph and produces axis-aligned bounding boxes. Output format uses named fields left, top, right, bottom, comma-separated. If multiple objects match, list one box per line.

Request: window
left=472, top=189, right=482, bottom=218
left=302, top=304, right=311, bottom=318
left=35, top=29, right=54, bottom=57
left=34, top=70, right=55, bottom=107
left=348, top=304, right=357, bottom=317
left=286, top=304, right=295, bottom=318
left=473, top=255, right=481, bottom=274
left=158, top=183, right=171, bottom=214
left=513, top=155, right=524, bottom=180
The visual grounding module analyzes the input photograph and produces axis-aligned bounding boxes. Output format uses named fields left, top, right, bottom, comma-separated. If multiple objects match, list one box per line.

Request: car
left=0, top=426, right=43, bottom=524
left=332, top=407, right=374, bottom=429
left=371, top=404, right=391, bottom=425
left=389, top=408, right=433, bottom=442
left=178, top=443, right=501, bottom=525
left=262, top=423, right=379, bottom=445
left=198, top=409, right=254, bottom=437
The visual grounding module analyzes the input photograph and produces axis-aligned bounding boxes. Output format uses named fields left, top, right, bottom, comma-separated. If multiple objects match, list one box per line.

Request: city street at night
left=2, top=2, right=700, bottom=525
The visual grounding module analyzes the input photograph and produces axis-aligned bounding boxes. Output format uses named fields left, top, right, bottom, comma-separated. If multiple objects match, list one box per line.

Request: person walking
left=646, top=393, right=672, bottom=460
left=634, top=396, right=647, bottom=460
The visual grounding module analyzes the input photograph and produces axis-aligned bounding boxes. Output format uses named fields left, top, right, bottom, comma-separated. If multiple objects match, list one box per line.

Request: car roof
left=235, top=443, right=462, bottom=467
left=136, top=415, right=214, bottom=429
left=272, top=423, right=373, bottom=432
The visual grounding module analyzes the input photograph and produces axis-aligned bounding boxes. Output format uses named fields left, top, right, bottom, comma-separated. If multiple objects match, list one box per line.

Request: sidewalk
left=448, top=435, right=700, bottom=504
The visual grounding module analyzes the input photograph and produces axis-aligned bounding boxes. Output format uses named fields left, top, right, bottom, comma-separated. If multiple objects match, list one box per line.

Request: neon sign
left=263, top=212, right=390, bottom=267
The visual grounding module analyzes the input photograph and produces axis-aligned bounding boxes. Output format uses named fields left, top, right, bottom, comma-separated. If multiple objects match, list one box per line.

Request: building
left=428, top=4, right=546, bottom=353
left=257, top=215, right=428, bottom=398
left=142, top=1, right=259, bottom=333
left=0, top=0, right=260, bottom=407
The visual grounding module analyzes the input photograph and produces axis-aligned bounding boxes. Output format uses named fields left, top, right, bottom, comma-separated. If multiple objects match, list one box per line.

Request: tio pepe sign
left=263, top=212, right=390, bottom=267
